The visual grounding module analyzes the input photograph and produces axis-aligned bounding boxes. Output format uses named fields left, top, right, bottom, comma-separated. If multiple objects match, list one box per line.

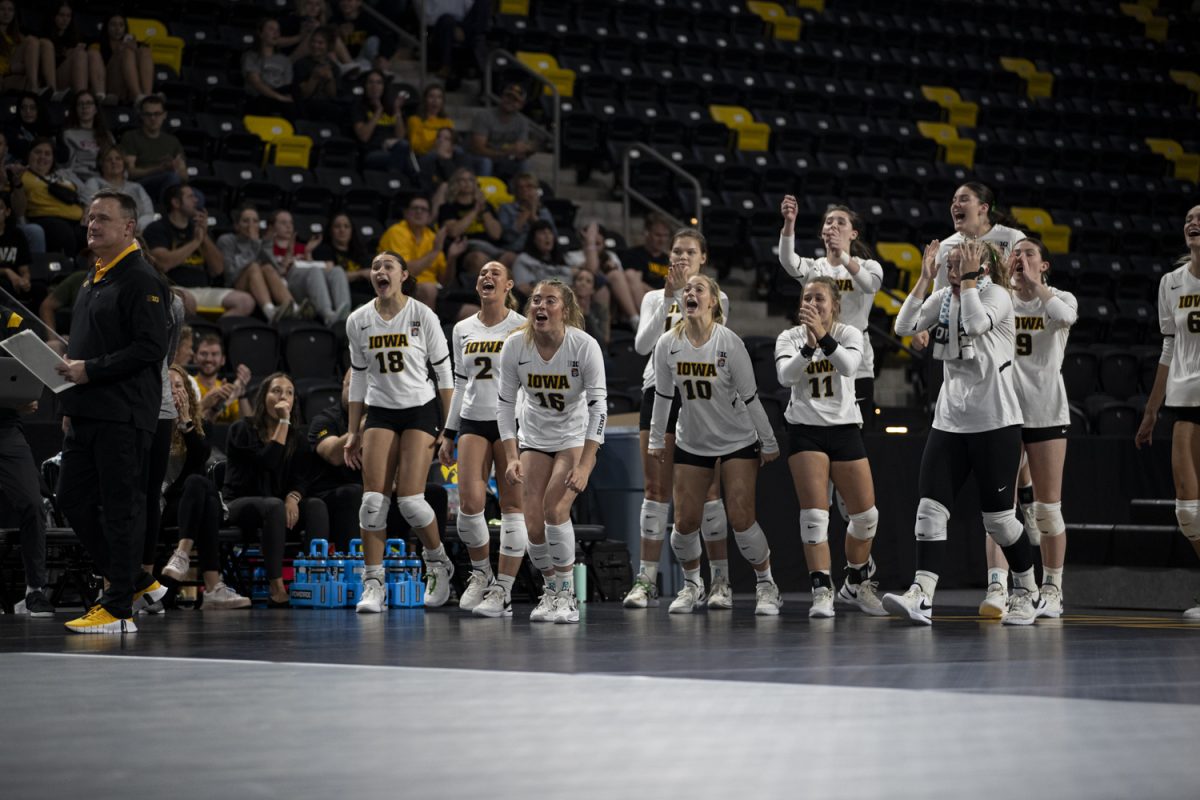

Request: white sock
left=557, top=569, right=573, bottom=595
left=710, top=559, right=728, bottom=582
left=470, top=557, right=493, bottom=578
left=638, top=562, right=659, bottom=583
left=1043, top=566, right=1063, bottom=590
left=495, top=573, right=515, bottom=596
left=988, top=567, right=1008, bottom=588
left=915, top=569, right=938, bottom=599
left=263, top=302, right=277, bottom=318
left=364, top=564, right=385, bottom=582
left=684, top=566, right=701, bottom=586
left=1012, top=567, right=1038, bottom=594
left=424, top=544, right=448, bottom=562
left=754, top=565, right=773, bottom=584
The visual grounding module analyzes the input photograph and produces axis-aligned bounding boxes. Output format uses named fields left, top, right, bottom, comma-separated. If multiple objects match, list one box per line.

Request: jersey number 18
left=375, top=351, right=405, bottom=373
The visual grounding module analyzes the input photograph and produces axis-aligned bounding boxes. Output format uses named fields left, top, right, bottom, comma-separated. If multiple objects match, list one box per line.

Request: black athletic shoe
left=24, top=589, right=55, bottom=618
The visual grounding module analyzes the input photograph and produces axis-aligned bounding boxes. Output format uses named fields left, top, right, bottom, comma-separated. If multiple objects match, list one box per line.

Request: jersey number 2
left=474, top=356, right=493, bottom=380
left=375, top=351, right=405, bottom=374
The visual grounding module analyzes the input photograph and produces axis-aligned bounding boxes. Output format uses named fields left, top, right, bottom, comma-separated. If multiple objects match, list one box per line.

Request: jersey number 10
left=682, top=379, right=712, bottom=400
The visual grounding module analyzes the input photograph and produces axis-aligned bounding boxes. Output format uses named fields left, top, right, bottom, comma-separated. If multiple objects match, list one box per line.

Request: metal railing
left=483, top=49, right=560, bottom=193
left=360, top=2, right=425, bottom=88
left=620, top=143, right=702, bottom=242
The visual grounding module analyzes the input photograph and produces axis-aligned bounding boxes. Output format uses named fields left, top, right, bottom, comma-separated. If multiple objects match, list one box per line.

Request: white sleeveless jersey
left=777, top=237, right=883, bottom=379
left=896, top=283, right=1024, bottom=433
left=446, top=309, right=525, bottom=428
left=651, top=324, right=777, bottom=457
left=496, top=326, right=607, bottom=451
left=1012, top=288, right=1077, bottom=428
left=635, top=287, right=730, bottom=391
left=346, top=299, right=451, bottom=409
left=1158, top=265, right=1200, bottom=407
left=934, top=224, right=1026, bottom=291
left=775, top=322, right=864, bottom=427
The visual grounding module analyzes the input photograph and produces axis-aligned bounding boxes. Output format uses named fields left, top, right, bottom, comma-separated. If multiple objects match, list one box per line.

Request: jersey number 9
left=1015, top=333, right=1032, bottom=356
left=375, top=350, right=405, bottom=373
left=534, top=391, right=565, bottom=410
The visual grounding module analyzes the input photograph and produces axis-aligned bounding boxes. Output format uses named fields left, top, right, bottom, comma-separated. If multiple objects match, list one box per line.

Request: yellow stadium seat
left=916, top=122, right=976, bottom=169
left=1119, top=3, right=1167, bottom=40
left=1145, top=138, right=1200, bottom=183
left=126, top=18, right=184, bottom=74
left=876, top=242, right=923, bottom=289
left=477, top=176, right=514, bottom=208
left=244, top=115, right=294, bottom=140
left=794, top=0, right=825, bottom=10
left=499, top=0, right=529, bottom=15
left=709, top=105, right=771, bottom=151
left=746, top=2, right=802, bottom=41
left=1169, top=70, right=1200, bottom=107
left=999, top=57, right=1054, bottom=99
left=920, top=86, right=978, bottom=128
left=244, top=116, right=312, bottom=168
left=1011, top=207, right=1071, bottom=253
left=515, top=51, right=575, bottom=98
left=126, top=18, right=167, bottom=39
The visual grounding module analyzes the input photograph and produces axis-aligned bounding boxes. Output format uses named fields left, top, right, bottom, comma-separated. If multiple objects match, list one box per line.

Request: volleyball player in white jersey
left=624, top=229, right=734, bottom=610
left=886, top=239, right=1041, bottom=626
left=649, top=274, right=782, bottom=615
left=978, top=238, right=1077, bottom=618
left=933, top=183, right=1026, bottom=291
left=775, top=277, right=885, bottom=618
left=344, top=251, right=455, bottom=612
left=497, top=279, right=607, bottom=624
left=439, top=262, right=527, bottom=617
left=1136, top=205, right=1200, bottom=619
left=779, top=199, right=885, bottom=421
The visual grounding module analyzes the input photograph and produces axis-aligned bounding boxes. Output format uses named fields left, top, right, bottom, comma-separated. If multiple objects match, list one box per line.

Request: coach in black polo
left=56, top=189, right=169, bottom=634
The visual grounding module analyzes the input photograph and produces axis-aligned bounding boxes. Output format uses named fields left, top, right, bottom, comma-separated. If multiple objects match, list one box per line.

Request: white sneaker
left=203, top=582, right=251, bottom=610
left=162, top=549, right=190, bottom=581
left=754, top=581, right=783, bottom=616
left=356, top=578, right=387, bottom=613
left=809, top=586, right=835, bottom=618
left=1002, top=589, right=1038, bottom=626
left=530, top=589, right=556, bottom=622
left=458, top=570, right=491, bottom=611
left=837, top=580, right=888, bottom=616
left=882, top=585, right=933, bottom=625
left=706, top=577, right=733, bottom=609
left=551, top=591, right=580, bottom=624
left=423, top=559, right=454, bottom=608
left=472, top=584, right=512, bottom=618
left=668, top=580, right=706, bottom=614
left=978, top=582, right=1008, bottom=618
left=1037, top=584, right=1063, bottom=618
left=1183, top=604, right=1200, bottom=621
left=132, top=580, right=167, bottom=615
left=622, top=576, right=659, bottom=608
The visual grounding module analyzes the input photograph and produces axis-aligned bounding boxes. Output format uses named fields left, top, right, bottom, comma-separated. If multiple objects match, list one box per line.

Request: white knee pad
left=457, top=510, right=490, bottom=549
left=396, top=494, right=435, bottom=530
left=701, top=499, right=727, bottom=542
left=1177, top=499, right=1200, bottom=541
left=358, top=491, right=388, bottom=531
left=734, top=523, right=771, bottom=566
left=914, top=498, right=949, bottom=542
left=499, top=512, right=528, bottom=558
left=670, top=527, right=702, bottom=563
left=526, top=540, right=553, bottom=572
left=982, top=509, right=1024, bottom=548
left=848, top=506, right=879, bottom=541
left=639, top=499, right=669, bottom=542
left=546, top=520, right=576, bottom=568
left=1032, top=501, right=1065, bottom=540
left=799, top=508, right=829, bottom=545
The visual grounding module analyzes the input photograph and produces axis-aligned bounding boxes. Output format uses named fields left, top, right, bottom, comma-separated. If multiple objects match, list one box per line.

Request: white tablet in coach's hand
left=0, top=330, right=73, bottom=394
left=0, top=356, right=45, bottom=407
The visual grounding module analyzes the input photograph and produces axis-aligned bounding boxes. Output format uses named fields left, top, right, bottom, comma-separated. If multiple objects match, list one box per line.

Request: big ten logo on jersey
left=570, top=360, right=579, bottom=378
left=411, top=319, right=421, bottom=338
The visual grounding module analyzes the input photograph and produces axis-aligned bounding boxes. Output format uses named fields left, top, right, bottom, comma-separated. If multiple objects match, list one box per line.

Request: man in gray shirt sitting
left=470, top=82, right=539, bottom=181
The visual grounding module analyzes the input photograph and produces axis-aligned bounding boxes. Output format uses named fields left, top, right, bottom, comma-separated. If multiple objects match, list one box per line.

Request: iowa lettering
left=676, top=362, right=717, bottom=377
left=527, top=374, right=569, bottom=389
left=1014, top=316, right=1045, bottom=330
left=806, top=359, right=836, bottom=374
left=463, top=340, right=504, bottom=354
left=835, top=278, right=854, bottom=292
left=1179, top=295, right=1200, bottom=309
left=368, top=333, right=409, bottom=348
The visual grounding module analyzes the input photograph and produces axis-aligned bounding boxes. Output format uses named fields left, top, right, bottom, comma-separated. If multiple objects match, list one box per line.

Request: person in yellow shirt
left=193, top=334, right=251, bottom=424
left=378, top=195, right=468, bottom=311
left=406, top=83, right=454, bottom=157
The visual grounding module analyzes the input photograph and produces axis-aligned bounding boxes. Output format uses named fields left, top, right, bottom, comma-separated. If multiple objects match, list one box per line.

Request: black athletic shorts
left=1167, top=406, right=1200, bottom=425
left=639, top=386, right=681, bottom=433
left=673, top=442, right=759, bottom=469
left=459, top=417, right=502, bottom=443
left=1021, top=425, right=1068, bottom=444
left=364, top=399, right=440, bottom=437
left=786, top=422, right=867, bottom=462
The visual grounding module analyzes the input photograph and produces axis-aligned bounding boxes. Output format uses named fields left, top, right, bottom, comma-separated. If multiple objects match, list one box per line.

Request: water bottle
left=574, top=561, right=587, bottom=605
left=445, top=484, right=460, bottom=524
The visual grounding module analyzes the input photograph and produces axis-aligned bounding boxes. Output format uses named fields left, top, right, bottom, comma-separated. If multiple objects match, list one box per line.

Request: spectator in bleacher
left=216, top=204, right=299, bottom=323
left=57, top=90, right=112, bottom=181
left=572, top=266, right=608, bottom=348
left=406, top=83, right=452, bottom=158
left=81, top=146, right=156, bottom=232
left=469, top=82, right=538, bottom=181
left=426, top=0, right=489, bottom=87
left=292, top=25, right=341, bottom=121
left=282, top=0, right=354, bottom=64
left=266, top=209, right=351, bottom=325
left=0, top=300, right=53, bottom=617
left=119, top=95, right=186, bottom=205
left=418, top=127, right=471, bottom=193
left=38, top=2, right=100, bottom=99
left=353, top=69, right=417, bottom=182
left=222, top=371, right=329, bottom=607
left=91, top=13, right=154, bottom=105
left=0, top=0, right=46, bottom=93
left=0, top=132, right=45, bottom=254
left=568, top=221, right=640, bottom=329
left=194, top=334, right=251, bottom=425
left=498, top=171, right=554, bottom=255
left=433, top=167, right=501, bottom=270
left=332, top=0, right=393, bottom=74
left=5, top=92, right=52, bottom=162
left=378, top=194, right=469, bottom=312
left=37, top=268, right=83, bottom=339
left=145, top=184, right=257, bottom=317
left=512, top=220, right=573, bottom=298
left=621, top=212, right=672, bottom=297
left=242, top=17, right=296, bottom=116
left=0, top=191, right=41, bottom=312
left=311, top=211, right=373, bottom=305
left=15, top=137, right=85, bottom=255
left=158, top=365, right=252, bottom=608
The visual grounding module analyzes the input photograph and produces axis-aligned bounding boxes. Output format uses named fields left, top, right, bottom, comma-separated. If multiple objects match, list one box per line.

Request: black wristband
left=800, top=344, right=816, bottom=359
left=818, top=333, right=839, bottom=355
left=960, top=269, right=983, bottom=281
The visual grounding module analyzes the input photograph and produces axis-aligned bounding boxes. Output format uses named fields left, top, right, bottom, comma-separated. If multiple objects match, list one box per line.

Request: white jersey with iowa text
left=1012, top=288, right=1077, bottom=428
left=775, top=322, right=864, bottom=427
left=446, top=309, right=525, bottom=429
left=346, top=298, right=451, bottom=409
left=635, top=287, right=730, bottom=391
left=1158, top=264, right=1200, bottom=407
left=934, top=224, right=1026, bottom=291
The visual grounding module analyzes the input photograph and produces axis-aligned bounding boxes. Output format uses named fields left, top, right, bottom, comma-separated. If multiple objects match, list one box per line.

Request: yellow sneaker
left=64, top=605, right=138, bottom=634
left=133, top=580, right=167, bottom=615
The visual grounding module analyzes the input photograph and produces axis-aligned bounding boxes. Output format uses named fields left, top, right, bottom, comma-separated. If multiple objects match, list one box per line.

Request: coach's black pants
left=58, top=418, right=151, bottom=619
left=0, top=425, right=47, bottom=590
left=226, top=496, right=329, bottom=579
